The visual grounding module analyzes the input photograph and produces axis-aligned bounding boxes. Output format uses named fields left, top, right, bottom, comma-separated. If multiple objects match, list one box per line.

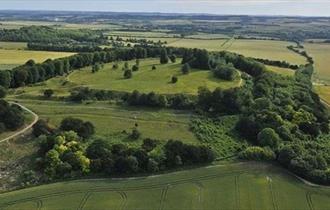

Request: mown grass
left=190, top=116, right=247, bottom=158
left=12, top=99, right=198, bottom=143
left=0, top=49, right=75, bottom=70
left=68, top=58, right=240, bottom=94
left=1, top=162, right=330, bottom=210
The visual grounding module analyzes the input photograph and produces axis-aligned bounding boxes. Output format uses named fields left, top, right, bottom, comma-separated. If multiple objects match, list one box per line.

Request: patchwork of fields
left=1, top=162, right=330, bottom=210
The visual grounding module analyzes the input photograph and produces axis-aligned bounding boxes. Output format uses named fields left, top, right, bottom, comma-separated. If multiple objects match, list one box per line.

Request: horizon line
left=1, top=9, right=330, bottom=18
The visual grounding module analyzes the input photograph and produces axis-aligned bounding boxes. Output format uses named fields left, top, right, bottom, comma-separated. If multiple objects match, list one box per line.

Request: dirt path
left=0, top=102, right=39, bottom=143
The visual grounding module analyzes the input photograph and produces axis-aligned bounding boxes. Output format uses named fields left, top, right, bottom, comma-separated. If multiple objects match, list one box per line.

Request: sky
left=1, top=0, right=330, bottom=17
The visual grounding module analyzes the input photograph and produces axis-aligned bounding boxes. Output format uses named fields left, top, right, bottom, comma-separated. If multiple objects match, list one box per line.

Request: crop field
left=1, top=162, right=330, bottom=210
left=163, top=38, right=307, bottom=65
left=68, top=59, right=241, bottom=94
left=0, top=49, right=74, bottom=70
left=0, top=20, right=122, bottom=30
left=305, top=43, right=330, bottom=84
left=315, top=85, right=330, bottom=106
left=12, top=99, right=197, bottom=143
left=108, top=30, right=175, bottom=38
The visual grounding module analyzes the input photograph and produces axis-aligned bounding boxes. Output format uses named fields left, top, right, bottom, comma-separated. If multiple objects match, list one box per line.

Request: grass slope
left=266, top=65, right=295, bottom=77
left=68, top=59, right=240, bottom=94
left=11, top=99, right=197, bottom=143
left=1, top=162, right=330, bottom=210
left=190, top=116, right=247, bottom=158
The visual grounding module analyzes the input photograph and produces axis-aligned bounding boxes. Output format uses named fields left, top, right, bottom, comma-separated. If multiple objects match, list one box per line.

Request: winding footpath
left=0, top=102, right=39, bottom=143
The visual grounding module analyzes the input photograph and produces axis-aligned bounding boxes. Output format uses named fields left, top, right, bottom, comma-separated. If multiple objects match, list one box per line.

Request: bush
left=182, top=63, right=190, bottom=74
left=60, top=117, right=95, bottom=139
left=0, top=86, right=7, bottom=98
left=239, top=146, right=276, bottom=161
left=124, top=69, right=132, bottom=79
left=169, top=54, right=176, bottom=63
left=171, top=76, right=178, bottom=84
left=132, top=65, right=139, bottom=72
left=152, top=65, right=157, bottom=70
left=33, top=119, right=53, bottom=137
left=257, top=128, right=281, bottom=149
left=213, top=63, right=239, bottom=81
left=130, top=127, right=141, bottom=140
left=44, top=89, right=54, bottom=98
left=112, top=63, right=119, bottom=69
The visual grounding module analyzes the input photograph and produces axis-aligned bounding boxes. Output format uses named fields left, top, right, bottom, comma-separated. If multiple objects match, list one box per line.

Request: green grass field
left=305, top=43, right=330, bottom=84
left=0, top=42, right=27, bottom=50
left=266, top=65, right=295, bottom=77
left=11, top=99, right=197, bottom=143
left=1, top=162, right=330, bottom=210
left=68, top=59, right=241, bottom=94
left=0, top=49, right=74, bottom=70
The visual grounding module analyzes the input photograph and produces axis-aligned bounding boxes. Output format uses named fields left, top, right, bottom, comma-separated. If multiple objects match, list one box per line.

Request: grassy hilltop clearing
left=68, top=59, right=241, bottom=94
left=1, top=162, right=330, bottom=210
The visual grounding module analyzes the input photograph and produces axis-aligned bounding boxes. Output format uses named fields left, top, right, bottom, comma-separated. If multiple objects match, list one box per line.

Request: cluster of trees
left=36, top=131, right=91, bottom=180
left=87, top=139, right=214, bottom=175
left=32, top=118, right=214, bottom=180
left=60, top=117, right=95, bottom=139
left=196, top=86, right=252, bottom=115
left=122, top=37, right=167, bottom=46
left=0, top=26, right=106, bottom=44
left=69, top=87, right=195, bottom=109
left=0, top=100, right=25, bottom=133
left=27, top=42, right=103, bottom=52
left=124, top=90, right=195, bottom=109
left=181, top=49, right=209, bottom=69
left=211, top=60, right=239, bottom=81
left=234, top=64, right=330, bottom=184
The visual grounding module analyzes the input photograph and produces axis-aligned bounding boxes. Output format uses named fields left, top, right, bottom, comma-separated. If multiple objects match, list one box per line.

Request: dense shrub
left=239, top=146, right=276, bottom=161
left=60, top=117, right=95, bottom=139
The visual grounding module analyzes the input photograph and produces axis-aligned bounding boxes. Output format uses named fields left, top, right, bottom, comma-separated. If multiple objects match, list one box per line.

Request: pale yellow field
left=166, top=39, right=307, bottom=65
left=0, top=49, right=75, bottom=67
left=315, top=85, right=330, bottom=106
left=305, top=43, right=330, bottom=84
